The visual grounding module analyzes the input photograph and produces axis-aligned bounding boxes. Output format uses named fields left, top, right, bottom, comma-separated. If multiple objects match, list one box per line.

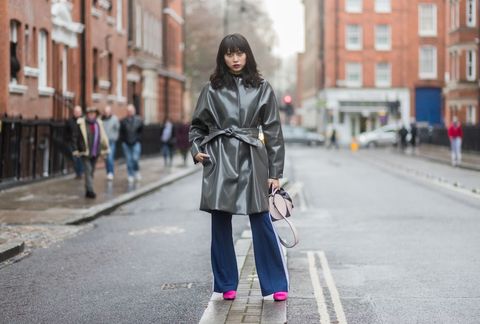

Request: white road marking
left=318, top=251, right=348, bottom=324
left=128, top=226, right=185, bottom=236
left=307, top=251, right=331, bottom=324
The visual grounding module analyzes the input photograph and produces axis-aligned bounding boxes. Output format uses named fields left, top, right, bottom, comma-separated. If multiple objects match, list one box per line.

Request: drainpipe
left=0, top=0, right=9, bottom=115
left=163, top=0, right=170, bottom=120
left=80, top=0, right=86, bottom=110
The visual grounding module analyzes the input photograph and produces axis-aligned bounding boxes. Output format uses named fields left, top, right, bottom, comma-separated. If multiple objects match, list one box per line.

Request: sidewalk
left=0, top=155, right=200, bottom=263
left=399, top=144, right=480, bottom=171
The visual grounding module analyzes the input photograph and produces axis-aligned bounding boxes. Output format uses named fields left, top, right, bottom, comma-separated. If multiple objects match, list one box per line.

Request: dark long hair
left=210, top=34, right=263, bottom=90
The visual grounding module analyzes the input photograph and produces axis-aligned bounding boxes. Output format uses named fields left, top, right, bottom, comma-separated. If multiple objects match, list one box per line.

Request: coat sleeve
left=261, top=83, right=285, bottom=179
left=189, top=85, right=211, bottom=163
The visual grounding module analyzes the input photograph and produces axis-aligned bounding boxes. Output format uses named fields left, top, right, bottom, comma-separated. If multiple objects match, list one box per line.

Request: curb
left=68, top=165, right=201, bottom=225
left=415, top=154, right=480, bottom=172
left=0, top=240, right=25, bottom=263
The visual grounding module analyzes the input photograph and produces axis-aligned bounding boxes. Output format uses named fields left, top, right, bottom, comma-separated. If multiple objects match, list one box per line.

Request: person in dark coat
left=189, top=34, right=288, bottom=302
left=120, top=104, right=144, bottom=182
left=410, top=121, right=418, bottom=149
left=65, top=105, right=84, bottom=178
left=399, top=125, right=408, bottom=151
left=175, top=117, right=191, bottom=166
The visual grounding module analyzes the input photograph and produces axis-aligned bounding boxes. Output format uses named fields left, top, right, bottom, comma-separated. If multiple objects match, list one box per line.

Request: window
left=346, top=63, right=362, bottom=87
left=419, top=46, right=437, bottom=79
left=466, top=105, right=477, bottom=124
left=116, top=0, right=123, bottom=32
left=135, top=4, right=142, bottom=48
left=117, top=62, right=123, bottom=97
left=467, top=0, right=476, bottom=27
left=376, top=62, right=391, bottom=87
left=38, top=30, right=48, bottom=87
left=345, top=0, right=362, bottom=13
left=466, top=50, right=476, bottom=81
left=93, top=48, right=98, bottom=91
left=10, top=21, right=21, bottom=82
left=419, top=4, right=437, bottom=36
left=375, top=0, right=391, bottom=13
left=375, top=25, right=391, bottom=50
left=346, top=25, right=362, bottom=50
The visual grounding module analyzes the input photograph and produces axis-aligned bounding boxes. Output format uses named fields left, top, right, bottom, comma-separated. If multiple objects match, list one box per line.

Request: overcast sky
left=262, top=0, right=305, bottom=59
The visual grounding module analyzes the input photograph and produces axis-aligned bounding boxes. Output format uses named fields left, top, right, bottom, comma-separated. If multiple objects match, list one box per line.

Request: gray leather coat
left=189, top=78, right=285, bottom=215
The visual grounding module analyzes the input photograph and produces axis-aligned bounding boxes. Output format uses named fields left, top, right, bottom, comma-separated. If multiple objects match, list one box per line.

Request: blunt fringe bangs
left=210, top=34, right=263, bottom=90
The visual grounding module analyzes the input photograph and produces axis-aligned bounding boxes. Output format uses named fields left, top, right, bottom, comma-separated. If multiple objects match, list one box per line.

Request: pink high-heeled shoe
left=223, top=290, right=237, bottom=300
left=273, top=292, right=288, bottom=301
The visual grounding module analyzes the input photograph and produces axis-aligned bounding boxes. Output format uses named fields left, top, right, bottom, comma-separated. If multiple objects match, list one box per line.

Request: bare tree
left=184, top=0, right=280, bottom=108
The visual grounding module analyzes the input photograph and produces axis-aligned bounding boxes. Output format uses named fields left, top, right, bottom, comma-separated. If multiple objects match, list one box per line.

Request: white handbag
left=269, top=187, right=299, bottom=248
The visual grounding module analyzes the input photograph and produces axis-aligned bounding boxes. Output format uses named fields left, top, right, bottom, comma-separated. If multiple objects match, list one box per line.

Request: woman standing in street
left=189, top=34, right=288, bottom=301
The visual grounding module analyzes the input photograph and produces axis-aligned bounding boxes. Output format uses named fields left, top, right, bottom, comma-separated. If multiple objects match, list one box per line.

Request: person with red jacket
left=448, top=117, right=463, bottom=166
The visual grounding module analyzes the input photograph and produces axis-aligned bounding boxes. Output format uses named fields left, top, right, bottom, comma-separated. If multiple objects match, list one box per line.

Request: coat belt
left=200, top=127, right=261, bottom=147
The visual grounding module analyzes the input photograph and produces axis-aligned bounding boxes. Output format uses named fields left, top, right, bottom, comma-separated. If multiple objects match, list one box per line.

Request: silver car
left=357, top=124, right=400, bottom=148
left=282, top=125, right=325, bottom=146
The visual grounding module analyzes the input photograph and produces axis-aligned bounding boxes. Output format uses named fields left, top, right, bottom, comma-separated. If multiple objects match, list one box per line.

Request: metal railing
left=0, top=118, right=166, bottom=185
left=418, top=125, right=480, bottom=152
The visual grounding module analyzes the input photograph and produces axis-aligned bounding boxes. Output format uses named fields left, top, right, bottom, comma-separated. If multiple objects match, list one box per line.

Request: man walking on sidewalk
left=102, top=106, right=120, bottom=180
left=72, top=107, right=110, bottom=198
left=120, top=104, right=144, bottom=183
left=448, top=117, right=463, bottom=166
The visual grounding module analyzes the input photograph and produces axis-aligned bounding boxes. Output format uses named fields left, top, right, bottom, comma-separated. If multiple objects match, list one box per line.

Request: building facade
left=444, top=0, right=479, bottom=126
left=300, top=0, right=449, bottom=144
left=127, top=0, right=185, bottom=125
left=3, top=0, right=86, bottom=119
left=1, top=0, right=184, bottom=123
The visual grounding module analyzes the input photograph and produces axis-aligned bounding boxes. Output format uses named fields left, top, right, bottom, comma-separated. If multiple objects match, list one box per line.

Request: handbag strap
left=275, top=211, right=299, bottom=248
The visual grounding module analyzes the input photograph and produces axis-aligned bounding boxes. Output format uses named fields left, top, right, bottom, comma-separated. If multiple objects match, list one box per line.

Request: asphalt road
left=1, top=146, right=480, bottom=324
left=286, top=146, right=480, bottom=324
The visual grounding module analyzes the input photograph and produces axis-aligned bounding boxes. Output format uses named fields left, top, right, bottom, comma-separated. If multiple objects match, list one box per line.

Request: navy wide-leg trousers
left=211, top=211, right=289, bottom=296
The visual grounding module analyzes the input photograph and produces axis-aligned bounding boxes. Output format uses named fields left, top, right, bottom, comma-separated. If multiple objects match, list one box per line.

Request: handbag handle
left=269, top=186, right=299, bottom=248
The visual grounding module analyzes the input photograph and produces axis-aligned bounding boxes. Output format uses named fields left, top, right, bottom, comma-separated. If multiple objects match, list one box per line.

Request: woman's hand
left=194, top=152, right=210, bottom=163
left=268, top=178, right=280, bottom=190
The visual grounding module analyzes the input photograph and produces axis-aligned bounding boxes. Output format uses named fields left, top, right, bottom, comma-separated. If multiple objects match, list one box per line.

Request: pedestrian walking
left=65, top=105, right=84, bottom=178
left=102, top=106, right=120, bottom=180
left=120, top=104, right=144, bottom=183
left=399, top=125, right=408, bottom=151
left=327, top=128, right=339, bottom=149
left=175, top=117, right=191, bottom=166
left=189, top=34, right=289, bottom=302
left=448, top=117, right=463, bottom=166
left=72, top=107, right=110, bottom=198
left=160, top=117, right=175, bottom=167
left=410, top=120, right=418, bottom=149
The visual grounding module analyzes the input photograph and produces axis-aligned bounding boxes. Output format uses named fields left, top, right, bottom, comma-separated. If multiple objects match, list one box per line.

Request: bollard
left=350, top=139, right=359, bottom=152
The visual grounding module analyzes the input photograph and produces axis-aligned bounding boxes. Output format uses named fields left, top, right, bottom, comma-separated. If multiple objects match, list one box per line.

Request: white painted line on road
left=317, top=251, right=348, bottom=324
left=307, top=251, right=331, bottom=324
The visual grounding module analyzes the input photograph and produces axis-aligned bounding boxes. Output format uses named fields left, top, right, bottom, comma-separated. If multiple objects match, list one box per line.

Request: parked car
left=356, top=124, right=402, bottom=148
left=282, top=125, right=325, bottom=146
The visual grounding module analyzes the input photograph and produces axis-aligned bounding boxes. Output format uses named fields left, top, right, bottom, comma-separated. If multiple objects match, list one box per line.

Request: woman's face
left=224, top=50, right=246, bottom=74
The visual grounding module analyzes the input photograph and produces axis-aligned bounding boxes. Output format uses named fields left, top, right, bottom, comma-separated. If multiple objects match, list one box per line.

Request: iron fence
left=418, top=125, right=480, bottom=152
left=0, top=118, right=165, bottom=186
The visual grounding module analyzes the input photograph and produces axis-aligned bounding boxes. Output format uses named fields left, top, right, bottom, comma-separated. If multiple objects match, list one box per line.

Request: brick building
left=300, top=0, right=449, bottom=143
left=127, top=0, right=185, bottom=124
left=1, top=0, right=184, bottom=123
left=444, top=0, right=479, bottom=126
